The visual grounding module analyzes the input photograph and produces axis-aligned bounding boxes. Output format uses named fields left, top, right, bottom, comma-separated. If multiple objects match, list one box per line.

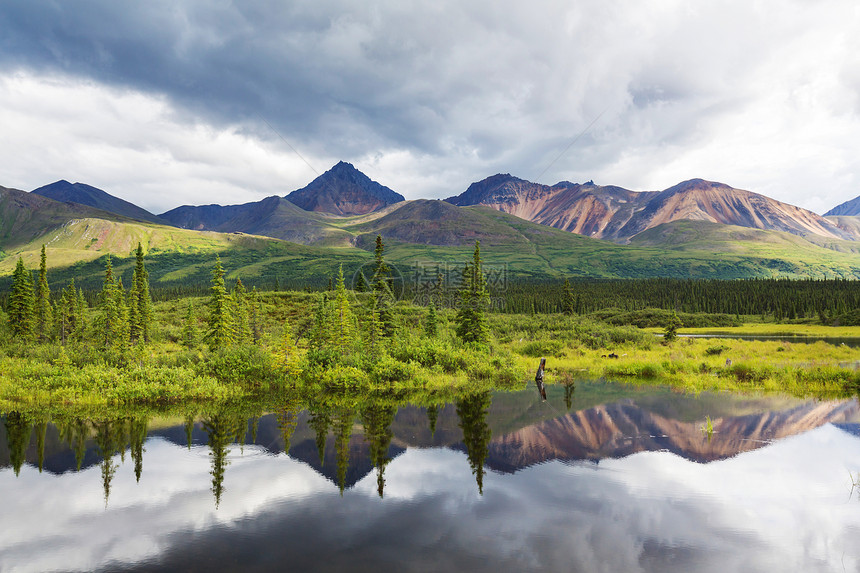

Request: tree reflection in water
left=455, top=390, right=492, bottom=495
left=564, top=381, right=576, bottom=412
left=362, top=399, right=397, bottom=498
left=93, top=419, right=124, bottom=507
left=426, top=404, right=438, bottom=437
left=4, top=411, right=32, bottom=477
left=201, top=414, right=246, bottom=508
left=333, top=406, right=355, bottom=495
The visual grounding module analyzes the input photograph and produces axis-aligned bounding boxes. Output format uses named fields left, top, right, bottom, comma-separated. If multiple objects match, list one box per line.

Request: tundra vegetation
left=1, top=238, right=859, bottom=416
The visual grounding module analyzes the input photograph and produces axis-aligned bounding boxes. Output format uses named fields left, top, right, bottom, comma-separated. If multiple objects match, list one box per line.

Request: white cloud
left=0, top=73, right=326, bottom=213
left=2, top=425, right=860, bottom=572
left=1, top=0, right=859, bottom=213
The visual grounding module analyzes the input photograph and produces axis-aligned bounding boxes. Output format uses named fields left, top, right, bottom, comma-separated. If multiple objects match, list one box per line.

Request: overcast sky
left=1, top=0, right=859, bottom=215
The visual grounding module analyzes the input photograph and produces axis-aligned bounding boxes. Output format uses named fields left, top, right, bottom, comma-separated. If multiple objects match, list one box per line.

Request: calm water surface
left=3, top=381, right=860, bottom=572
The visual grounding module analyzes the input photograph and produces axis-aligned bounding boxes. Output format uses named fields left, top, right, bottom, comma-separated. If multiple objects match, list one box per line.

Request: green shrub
left=518, top=339, right=565, bottom=358
left=319, top=365, right=371, bottom=390
left=202, top=345, right=278, bottom=387
left=372, top=354, right=418, bottom=385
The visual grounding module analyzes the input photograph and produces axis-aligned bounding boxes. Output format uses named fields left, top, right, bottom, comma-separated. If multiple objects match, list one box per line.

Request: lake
left=3, top=381, right=860, bottom=572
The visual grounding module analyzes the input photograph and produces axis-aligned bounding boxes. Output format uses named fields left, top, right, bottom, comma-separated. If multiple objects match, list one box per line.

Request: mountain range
left=445, top=174, right=856, bottom=242
left=2, top=161, right=860, bottom=283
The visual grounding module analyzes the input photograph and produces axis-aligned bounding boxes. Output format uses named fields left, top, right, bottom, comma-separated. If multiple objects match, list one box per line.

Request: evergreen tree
left=35, top=245, right=53, bottom=341
left=8, top=257, right=35, bottom=339
left=663, top=310, right=681, bottom=343
left=98, top=256, right=121, bottom=348
left=371, top=235, right=396, bottom=337
left=332, top=265, right=356, bottom=355
left=455, top=241, right=490, bottom=345
left=113, top=277, right=130, bottom=349
left=309, top=293, right=332, bottom=352
left=365, top=297, right=385, bottom=360
left=232, top=278, right=251, bottom=344
left=206, top=256, right=234, bottom=350
left=181, top=301, right=198, bottom=348
left=354, top=271, right=368, bottom=293
left=562, top=278, right=575, bottom=316
left=128, top=243, right=153, bottom=343
left=278, top=317, right=302, bottom=376
left=56, top=279, right=79, bottom=345
left=425, top=301, right=438, bottom=337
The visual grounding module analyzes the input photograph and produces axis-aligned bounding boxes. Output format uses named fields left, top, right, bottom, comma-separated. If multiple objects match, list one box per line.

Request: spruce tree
left=98, top=255, right=118, bottom=347
left=36, top=245, right=53, bottom=341
left=57, top=279, right=78, bottom=346
left=371, top=235, right=395, bottom=337
left=309, top=293, right=331, bottom=352
left=206, top=256, right=234, bottom=350
left=128, top=243, right=152, bottom=343
left=354, top=271, right=368, bottom=293
left=112, top=277, right=130, bottom=349
left=562, top=278, right=575, bottom=316
left=8, top=257, right=35, bottom=339
left=232, top=278, right=251, bottom=344
left=663, top=310, right=681, bottom=343
left=365, top=297, right=385, bottom=360
left=279, top=317, right=301, bottom=376
left=332, top=265, right=356, bottom=355
left=455, top=241, right=490, bottom=345
left=425, top=301, right=438, bottom=337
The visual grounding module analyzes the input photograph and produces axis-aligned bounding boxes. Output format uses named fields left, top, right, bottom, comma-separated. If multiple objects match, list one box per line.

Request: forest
left=1, top=237, right=859, bottom=416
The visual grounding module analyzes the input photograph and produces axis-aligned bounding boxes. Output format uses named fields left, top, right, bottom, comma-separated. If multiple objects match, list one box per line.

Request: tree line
left=5, top=244, right=153, bottom=348
left=502, top=277, right=860, bottom=320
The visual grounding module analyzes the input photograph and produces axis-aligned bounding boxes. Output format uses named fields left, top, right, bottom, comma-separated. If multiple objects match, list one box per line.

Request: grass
left=527, top=335, right=860, bottom=398
left=1, top=287, right=858, bottom=414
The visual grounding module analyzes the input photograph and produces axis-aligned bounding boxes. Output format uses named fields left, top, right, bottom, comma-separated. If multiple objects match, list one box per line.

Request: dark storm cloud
left=1, top=0, right=859, bottom=212
left=0, top=0, right=478, bottom=159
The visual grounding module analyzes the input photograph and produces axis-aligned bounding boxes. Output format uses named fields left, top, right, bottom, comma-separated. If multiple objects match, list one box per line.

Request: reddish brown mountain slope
left=487, top=398, right=858, bottom=468
left=447, top=175, right=852, bottom=243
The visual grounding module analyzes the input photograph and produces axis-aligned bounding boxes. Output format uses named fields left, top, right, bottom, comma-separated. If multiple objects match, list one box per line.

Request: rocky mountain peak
left=286, top=161, right=404, bottom=216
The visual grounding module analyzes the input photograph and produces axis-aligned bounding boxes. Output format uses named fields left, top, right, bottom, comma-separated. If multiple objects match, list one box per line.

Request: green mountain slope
left=31, top=180, right=167, bottom=225
left=0, top=185, right=130, bottom=256
left=3, top=195, right=860, bottom=291
left=346, top=204, right=860, bottom=280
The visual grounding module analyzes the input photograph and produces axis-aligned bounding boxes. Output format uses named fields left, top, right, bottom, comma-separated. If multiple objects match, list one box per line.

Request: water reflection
left=3, top=382, right=860, bottom=571
left=456, top=391, right=492, bottom=494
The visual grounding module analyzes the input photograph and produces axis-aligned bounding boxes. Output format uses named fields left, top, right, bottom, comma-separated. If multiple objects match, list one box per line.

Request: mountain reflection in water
left=2, top=382, right=860, bottom=572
